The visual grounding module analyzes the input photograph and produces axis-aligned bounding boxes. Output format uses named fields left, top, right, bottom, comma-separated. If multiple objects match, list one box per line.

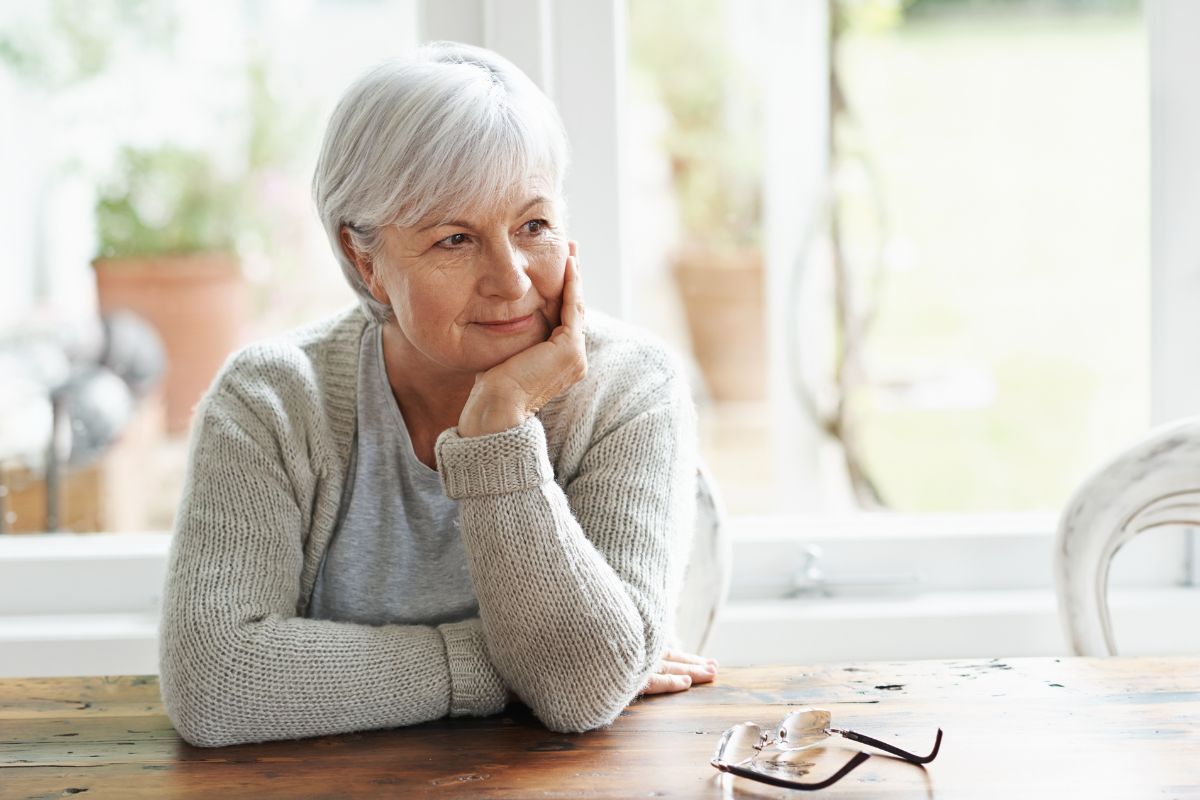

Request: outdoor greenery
left=629, top=0, right=762, bottom=254
left=94, top=146, right=245, bottom=259
left=839, top=0, right=1139, bottom=29
left=630, top=0, right=1147, bottom=512
left=2, top=3, right=305, bottom=264
left=0, top=0, right=173, bottom=89
left=839, top=8, right=1148, bottom=511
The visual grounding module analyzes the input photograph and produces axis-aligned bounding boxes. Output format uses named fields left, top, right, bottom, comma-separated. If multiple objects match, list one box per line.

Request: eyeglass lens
left=715, top=722, right=763, bottom=766
left=778, top=708, right=833, bottom=748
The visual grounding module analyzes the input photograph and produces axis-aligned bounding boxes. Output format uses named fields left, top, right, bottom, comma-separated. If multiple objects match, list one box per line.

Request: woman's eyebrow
left=514, top=196, right=551, bottom=216
left=418, top=217, right=466, bottom=233
left=416, top=197, right=551, bottom=233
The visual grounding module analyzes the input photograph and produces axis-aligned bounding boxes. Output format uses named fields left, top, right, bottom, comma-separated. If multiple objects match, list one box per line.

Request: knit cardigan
left=158, top=305, right=697, bottom=747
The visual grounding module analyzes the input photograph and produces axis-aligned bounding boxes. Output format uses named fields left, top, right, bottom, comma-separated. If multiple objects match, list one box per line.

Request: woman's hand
left=640, top=649, right=719, bottom=695
left=457, top=242, right=587, bottom=437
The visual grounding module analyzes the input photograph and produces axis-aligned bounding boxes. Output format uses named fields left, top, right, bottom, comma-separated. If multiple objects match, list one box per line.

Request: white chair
left=673, top=464, right=732, bottom=653
left=1055, top=417, right=1200, bottom=656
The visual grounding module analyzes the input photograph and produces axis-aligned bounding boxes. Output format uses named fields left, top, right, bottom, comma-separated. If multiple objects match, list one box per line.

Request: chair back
left=1055, top=417, right=1200, bottom=655
left=673, top=463, right=731, bottom=653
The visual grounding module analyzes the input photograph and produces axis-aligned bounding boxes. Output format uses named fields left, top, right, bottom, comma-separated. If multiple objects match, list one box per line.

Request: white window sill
left=0, top=517, right=1192, bottom=676
left=707, top=587, right=1200, bottom=665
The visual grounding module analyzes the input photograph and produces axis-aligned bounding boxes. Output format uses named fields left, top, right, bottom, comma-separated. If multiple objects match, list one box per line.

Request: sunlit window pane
left=629, top=0, right=1148, bottom=513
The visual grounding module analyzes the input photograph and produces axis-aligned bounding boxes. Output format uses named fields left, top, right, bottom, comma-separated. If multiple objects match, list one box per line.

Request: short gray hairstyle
left=312, top=42, right=570, bottom=323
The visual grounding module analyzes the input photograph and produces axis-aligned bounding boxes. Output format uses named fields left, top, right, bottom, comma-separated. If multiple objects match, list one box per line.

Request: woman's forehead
left=414, top=183, right=560, bottom=228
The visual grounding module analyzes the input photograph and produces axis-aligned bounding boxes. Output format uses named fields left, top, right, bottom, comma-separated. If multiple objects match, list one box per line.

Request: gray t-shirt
left=307, top=324, right=478, bottom=626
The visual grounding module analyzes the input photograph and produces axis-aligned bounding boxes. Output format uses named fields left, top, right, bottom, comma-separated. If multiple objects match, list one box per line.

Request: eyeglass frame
left=710, top=708, right=944, bottom=791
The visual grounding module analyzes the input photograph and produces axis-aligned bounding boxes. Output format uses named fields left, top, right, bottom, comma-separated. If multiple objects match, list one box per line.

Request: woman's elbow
left=526, top=624, right=662, bottom=731
left=535, top=696, right=627, bottom=733
left=529, top=668, right=647, bottom=733
left=160, top=633, right=262, bottom=747
left=162, top=684, right=248, bottom=748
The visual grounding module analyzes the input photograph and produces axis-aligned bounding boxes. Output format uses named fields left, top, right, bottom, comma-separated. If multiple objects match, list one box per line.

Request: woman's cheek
left=530, top=249, right=567, bottom=304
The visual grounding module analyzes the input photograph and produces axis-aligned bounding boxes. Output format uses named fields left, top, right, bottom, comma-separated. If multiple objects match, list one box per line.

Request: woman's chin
left=463, top=321, right=551, bottom=370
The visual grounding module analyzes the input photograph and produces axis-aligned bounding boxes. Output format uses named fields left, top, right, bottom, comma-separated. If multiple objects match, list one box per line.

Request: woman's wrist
left=457, top=384, right=528, bottom=437
left=457, top=406, right=525, bottom=438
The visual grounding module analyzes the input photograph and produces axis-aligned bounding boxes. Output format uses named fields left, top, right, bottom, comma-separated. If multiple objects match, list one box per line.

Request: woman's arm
left=160, top=388, right=508, bottom=747
left=436, top=366, right=697, bottom=733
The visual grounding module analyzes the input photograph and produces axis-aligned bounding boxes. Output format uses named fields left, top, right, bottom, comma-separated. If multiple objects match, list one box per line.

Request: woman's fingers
left=655, top=659, right=717, bottom=684
left=559, top=253, right=584, bottom=334
left=641, top=672, right=693, bottom=696
left=639, top=649, right=720, bottom=696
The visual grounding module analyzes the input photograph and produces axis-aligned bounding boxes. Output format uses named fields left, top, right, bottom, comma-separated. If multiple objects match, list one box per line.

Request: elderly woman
left=159, top=42, right=714, bottom=748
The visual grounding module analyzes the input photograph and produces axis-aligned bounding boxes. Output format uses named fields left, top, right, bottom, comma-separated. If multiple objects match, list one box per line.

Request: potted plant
left=631, top=0, right=766, bottom=404
left=91, top=145, right=249, bottom=434
left=667, top=151, right=766, bottom=404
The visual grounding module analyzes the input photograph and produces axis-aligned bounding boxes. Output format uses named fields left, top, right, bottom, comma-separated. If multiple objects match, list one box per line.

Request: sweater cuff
left=435, top=416, right=553, bottom=499
left=440, top=618, right=510, bottom=717
left=439, top=618, right=510, bottom=717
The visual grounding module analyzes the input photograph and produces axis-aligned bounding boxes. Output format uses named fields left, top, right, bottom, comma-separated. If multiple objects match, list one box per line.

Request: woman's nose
left=479, top=240, right=532, bottom=300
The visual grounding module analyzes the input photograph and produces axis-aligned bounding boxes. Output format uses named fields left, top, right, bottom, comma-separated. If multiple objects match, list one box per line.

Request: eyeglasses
left=710, top=708, right=943, bottom=791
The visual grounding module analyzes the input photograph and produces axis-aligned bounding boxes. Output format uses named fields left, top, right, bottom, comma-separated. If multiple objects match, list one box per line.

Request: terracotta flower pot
left=672, top=247, right=767, bottom=403
left=92, top=253, right=247, bottom=435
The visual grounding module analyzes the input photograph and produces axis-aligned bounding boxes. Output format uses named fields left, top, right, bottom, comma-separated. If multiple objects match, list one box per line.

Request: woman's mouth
left=474, top=314, right=535, bottom=334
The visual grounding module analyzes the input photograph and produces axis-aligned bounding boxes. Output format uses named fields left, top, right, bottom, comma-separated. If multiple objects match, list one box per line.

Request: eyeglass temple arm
left=835, top=727, right=943, bottom=765
left=712, top=751, right=870, bottom=791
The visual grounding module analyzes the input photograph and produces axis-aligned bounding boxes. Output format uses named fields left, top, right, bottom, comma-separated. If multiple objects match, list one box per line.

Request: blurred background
left=2, top=0, right=1194, bottom=672
left=0, top=0, right=1148, bottom=528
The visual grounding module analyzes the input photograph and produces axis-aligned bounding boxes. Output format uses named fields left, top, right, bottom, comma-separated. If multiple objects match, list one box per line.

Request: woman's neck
left=378, top=323, right=475, bottom=465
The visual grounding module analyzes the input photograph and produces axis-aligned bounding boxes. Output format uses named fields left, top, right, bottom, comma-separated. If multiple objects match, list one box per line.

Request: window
left=2, top=0, right=1198, bottom=675
left=630, top=0, right=1150, bottom=516
left=0, top=0, right=416, bottom=533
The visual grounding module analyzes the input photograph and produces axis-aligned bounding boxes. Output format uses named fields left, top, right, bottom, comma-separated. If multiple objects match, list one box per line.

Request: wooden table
left=2, top=657, right=1197, bottom=799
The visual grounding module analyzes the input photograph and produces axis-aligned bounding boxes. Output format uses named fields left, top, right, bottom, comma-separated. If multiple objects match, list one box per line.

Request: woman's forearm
left=160, top=609, right=507, bottom=747
left=455, top=487, right=652, bottom=731
left=437, top=401, right=694, bottom=733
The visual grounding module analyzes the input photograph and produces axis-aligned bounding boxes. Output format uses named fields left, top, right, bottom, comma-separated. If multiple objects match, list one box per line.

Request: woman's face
left=361, top=178, right=570, bottom=376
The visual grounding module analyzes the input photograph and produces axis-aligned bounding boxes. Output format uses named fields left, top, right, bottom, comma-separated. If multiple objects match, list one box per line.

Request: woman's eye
left=437, top=233, right=469, bottom=249
left=523, top=219, right=548, bottom=236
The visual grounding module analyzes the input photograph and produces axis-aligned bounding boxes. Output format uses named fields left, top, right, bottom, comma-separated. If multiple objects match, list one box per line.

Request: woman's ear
left=340, top=226, right=389, bottom=305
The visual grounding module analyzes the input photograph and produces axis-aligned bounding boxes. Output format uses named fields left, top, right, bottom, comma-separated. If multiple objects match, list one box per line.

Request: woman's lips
left=474, top=313, right=535, bottom=334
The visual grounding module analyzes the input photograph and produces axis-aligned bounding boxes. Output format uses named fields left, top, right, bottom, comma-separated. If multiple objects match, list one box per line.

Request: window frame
left=1147, top=0, right=1200, bottom=586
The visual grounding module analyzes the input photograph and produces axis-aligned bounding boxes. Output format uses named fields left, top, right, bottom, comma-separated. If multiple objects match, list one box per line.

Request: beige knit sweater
left=159, top=306, right=697, bottom=747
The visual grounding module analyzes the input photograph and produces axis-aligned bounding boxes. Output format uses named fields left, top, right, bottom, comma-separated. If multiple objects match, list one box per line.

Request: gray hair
left=312, top=42, right=570, bottom=322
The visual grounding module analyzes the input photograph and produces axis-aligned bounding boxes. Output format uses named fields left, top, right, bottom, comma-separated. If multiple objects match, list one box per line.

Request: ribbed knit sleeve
left=159, top=341, right=508, bottom=747
left=438, top=420, right=553, bottom=497
left=434, top=346, right=697, bottom=733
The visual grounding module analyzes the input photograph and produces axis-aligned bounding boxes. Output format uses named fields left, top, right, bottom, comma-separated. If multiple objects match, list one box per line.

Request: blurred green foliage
left=1, top=3, right=307, bottom=263
left=905, top=0, right=1137, bottom=11
left=842, top=10, right=1147, bottom=511
left=839, top=0, right=1140, bottom=32
left=0, top=0, right=174, bottom=89
left=629, top=0, right=762, bottom=253
left=94, top=146, right=245, bottom=259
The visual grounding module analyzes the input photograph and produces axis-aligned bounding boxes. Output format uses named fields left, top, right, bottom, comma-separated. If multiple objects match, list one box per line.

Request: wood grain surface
left=2, top=657, right=1197, bottom=799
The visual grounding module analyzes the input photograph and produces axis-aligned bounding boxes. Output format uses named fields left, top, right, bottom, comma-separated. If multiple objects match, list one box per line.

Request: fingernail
left=703, top=664, right=716, bottom=674
left=681, top=675, right=692, bottom=686
left=707, top=658, right=720, bottom=668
